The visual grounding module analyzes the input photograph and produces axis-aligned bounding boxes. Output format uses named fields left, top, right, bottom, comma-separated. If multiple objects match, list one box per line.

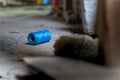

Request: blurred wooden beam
left=24, top=57, right=120, bottom=80
left=97, top=0, right=120, bottom=67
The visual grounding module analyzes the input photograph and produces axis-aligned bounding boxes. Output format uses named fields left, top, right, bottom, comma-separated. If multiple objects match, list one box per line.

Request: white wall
left=81, top=0, right=98, bottom=34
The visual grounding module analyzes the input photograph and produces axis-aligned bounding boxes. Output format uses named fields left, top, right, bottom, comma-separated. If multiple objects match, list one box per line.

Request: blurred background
left=0, top=0, right=111, bottom=80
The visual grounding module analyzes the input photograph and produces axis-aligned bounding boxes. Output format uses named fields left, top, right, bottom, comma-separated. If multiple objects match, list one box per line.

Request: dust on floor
left=0, top=6, right=82, bottom=80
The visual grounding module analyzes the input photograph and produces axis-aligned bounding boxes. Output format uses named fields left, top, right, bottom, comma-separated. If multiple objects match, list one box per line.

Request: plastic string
left=0, top=35, right=25, bottom=54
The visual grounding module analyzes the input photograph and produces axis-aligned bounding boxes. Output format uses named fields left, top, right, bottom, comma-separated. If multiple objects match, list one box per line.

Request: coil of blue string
left=28, top=30, right=51, bottom=45
left=0, top=35, right=25, bottom=55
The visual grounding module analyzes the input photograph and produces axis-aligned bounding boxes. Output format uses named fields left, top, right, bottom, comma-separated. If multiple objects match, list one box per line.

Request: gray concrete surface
left=0, top=14, right=74, bottom=80
left=0, top=51, right=30, bottom=80
left=0, top=16, right=72, bottom=60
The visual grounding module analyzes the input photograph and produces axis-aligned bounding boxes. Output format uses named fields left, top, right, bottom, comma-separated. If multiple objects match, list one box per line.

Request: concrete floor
left=0, top=9, right=75, bottom=79
left=0, top=16, right=72, bottom=59
left=0, top=52, right=29, bottom=80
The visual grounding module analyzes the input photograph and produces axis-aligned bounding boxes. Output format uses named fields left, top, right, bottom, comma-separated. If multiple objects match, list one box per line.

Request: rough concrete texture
left=0, top=6, right=81, bottom=80
left=81, top=0, right=98, bottom=34
left=0, top=16, right=73, bottom=60
left=0, top=14, right=74, bottom=80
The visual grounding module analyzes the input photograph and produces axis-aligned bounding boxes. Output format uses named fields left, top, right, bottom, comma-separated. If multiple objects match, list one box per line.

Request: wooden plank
left=24, top=57, right=120, bottom=80
left=97, top=0, right=120, bottom=67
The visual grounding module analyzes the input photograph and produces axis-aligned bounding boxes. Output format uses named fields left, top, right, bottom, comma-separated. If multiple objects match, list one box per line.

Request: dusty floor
left=0, top=16, right=73, bottom=59
left=0, top=7, right=82, bottom=79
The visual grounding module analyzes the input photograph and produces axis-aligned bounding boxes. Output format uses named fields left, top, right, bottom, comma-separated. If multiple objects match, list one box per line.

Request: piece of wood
left=24, top=57, right=120, bottom=80
left=97, top=0, right=120, bottom=67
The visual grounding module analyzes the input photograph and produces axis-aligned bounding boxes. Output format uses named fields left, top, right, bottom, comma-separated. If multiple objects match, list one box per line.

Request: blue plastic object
left=43, top=0, right=50, bottom=5
left=28, top=30, right=51, bottom=45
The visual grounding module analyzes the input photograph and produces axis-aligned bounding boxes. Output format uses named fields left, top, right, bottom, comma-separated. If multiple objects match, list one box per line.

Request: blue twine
left=0, top=36, right=15, bottom=54
left=0, top=35, right=25, bottom=54
left=28, top=30, right=51, bottom=45
left=3, top=36, right=17, bottom=54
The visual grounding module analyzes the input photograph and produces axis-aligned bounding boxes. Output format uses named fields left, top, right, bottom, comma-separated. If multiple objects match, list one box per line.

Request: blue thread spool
left=43, top=0, right=50, bottom=5
left=28, top=30, right=51, bottom=45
